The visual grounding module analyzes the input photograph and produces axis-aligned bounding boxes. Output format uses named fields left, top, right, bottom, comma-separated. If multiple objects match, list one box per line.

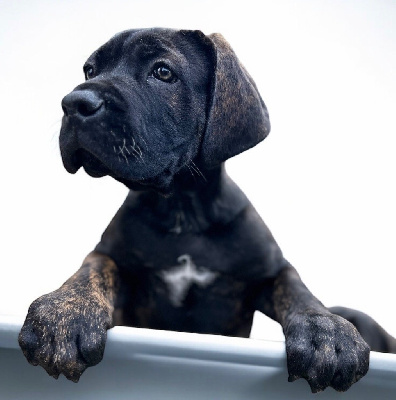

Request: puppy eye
left=84, top=65, right=95, bottom=80
left=152, top=65, right=177, bottom=83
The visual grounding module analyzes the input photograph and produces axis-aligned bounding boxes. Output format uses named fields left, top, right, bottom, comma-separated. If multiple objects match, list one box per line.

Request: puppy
left=20, top=28, right=388, bottom=393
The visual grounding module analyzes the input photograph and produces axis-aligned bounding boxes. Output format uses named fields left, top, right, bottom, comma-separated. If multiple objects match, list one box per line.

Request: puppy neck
left=138, top=164, right=250, bottom=234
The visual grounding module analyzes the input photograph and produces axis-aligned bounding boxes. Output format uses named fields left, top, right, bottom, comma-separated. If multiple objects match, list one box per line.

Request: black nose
left=62, top=90, right=104, bottom=117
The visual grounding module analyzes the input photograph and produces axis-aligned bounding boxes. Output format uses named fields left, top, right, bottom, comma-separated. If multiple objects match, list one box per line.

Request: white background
left=0, top=0, right=395, bottom=341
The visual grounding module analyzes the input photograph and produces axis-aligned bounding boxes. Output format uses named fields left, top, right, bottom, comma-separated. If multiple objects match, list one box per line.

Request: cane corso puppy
left=18, top=28, right=395, bottom=392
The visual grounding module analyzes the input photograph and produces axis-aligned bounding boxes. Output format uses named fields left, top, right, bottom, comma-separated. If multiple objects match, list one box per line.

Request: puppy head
left=59, top=28, right=270, bottom=193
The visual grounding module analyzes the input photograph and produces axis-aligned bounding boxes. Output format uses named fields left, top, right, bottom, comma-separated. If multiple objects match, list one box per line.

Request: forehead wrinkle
left=86, top=43, right=119, bottom=69
left=124, top=34, right=184, bottom=63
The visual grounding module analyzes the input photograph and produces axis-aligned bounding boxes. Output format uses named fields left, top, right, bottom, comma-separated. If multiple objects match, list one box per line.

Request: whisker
left=129, top=135, right=144, bottom=161
left=130, top=137, right=142, bottom=158
left=139, top=135, right=148, bottom=150
left=187, top=164, right=198, bottom=182
left=49, top=119, right=62, bottom=144
left=118, top=139, right=130, bottom=164
left=190, top=161, right=207, bottom=182
left=50, top=118, right=62, bottom=128
left=135, top=144, right=143, bottom=157
left=129, top=145, right=143, bottom=160
left=118, top=150, right=129, bottom=164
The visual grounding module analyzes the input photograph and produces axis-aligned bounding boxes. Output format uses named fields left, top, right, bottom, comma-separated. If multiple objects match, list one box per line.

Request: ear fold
left=200, top=33, right=271, bottom=168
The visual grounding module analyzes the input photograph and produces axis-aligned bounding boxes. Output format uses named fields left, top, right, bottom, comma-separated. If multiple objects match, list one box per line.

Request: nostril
left=61, top=90, right=104, bottom=117
left=77, top=98, right=103, bottom=117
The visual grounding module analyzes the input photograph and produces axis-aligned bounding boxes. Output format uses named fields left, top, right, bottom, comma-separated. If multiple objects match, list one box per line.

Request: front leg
left=257, top=263, right=370, bottom=393
left=18, top=251, right=118, bottom=382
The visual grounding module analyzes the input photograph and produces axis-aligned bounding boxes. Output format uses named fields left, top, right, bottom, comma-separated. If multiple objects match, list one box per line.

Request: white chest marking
left=159, top=254, right=217, bottom=307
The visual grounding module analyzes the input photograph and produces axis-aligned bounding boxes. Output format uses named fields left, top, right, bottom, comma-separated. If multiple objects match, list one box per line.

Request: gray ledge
left=1, top=315, right=396, bottom=399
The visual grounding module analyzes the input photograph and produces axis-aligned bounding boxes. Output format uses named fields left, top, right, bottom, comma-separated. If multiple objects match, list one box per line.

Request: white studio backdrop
left=0, top=0, right=395, bottom=341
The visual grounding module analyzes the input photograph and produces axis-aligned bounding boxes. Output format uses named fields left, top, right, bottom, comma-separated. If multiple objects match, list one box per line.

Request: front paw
left=18, top=288, right=113, bottom=382
left=285, top=312, right=370, bottom=393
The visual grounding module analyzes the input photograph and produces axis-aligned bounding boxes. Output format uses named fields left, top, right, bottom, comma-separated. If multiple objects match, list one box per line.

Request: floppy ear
left=200, top=33, right=270, bottom=168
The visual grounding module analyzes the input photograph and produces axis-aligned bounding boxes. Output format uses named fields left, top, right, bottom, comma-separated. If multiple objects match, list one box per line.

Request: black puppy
left=18, top=28, right=393, bottom=392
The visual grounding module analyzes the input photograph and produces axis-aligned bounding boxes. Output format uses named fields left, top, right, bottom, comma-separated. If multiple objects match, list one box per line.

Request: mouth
left=64, top=149, right=112, bottom=178
left=60, top=129, right=179, bottom=193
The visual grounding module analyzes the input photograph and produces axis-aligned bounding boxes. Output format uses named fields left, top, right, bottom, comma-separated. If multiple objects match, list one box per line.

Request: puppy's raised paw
left=285, top=311, right=370, bottom=393
left=18, top=288, right=113, bottom=382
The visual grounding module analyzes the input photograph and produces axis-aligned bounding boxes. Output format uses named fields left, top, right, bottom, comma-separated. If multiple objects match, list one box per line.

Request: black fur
left=18, top=28, right=395, bottom=392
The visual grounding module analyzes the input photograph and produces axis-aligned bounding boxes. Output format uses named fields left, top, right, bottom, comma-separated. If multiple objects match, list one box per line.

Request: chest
left=158, top=253, right=218, bottom=307
left=116, top=245, right=250, bottom=334
left=97, top=198, right=282, bottom=311
left=99, top=219, right=254, bottom=311
left=125, top=230, right=240, bottom=305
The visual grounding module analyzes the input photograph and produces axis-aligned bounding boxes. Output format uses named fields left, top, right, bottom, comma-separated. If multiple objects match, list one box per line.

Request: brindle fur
left=20, top=252, right=118, bottom=381
left=18, top=28, right=396, bottom=392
